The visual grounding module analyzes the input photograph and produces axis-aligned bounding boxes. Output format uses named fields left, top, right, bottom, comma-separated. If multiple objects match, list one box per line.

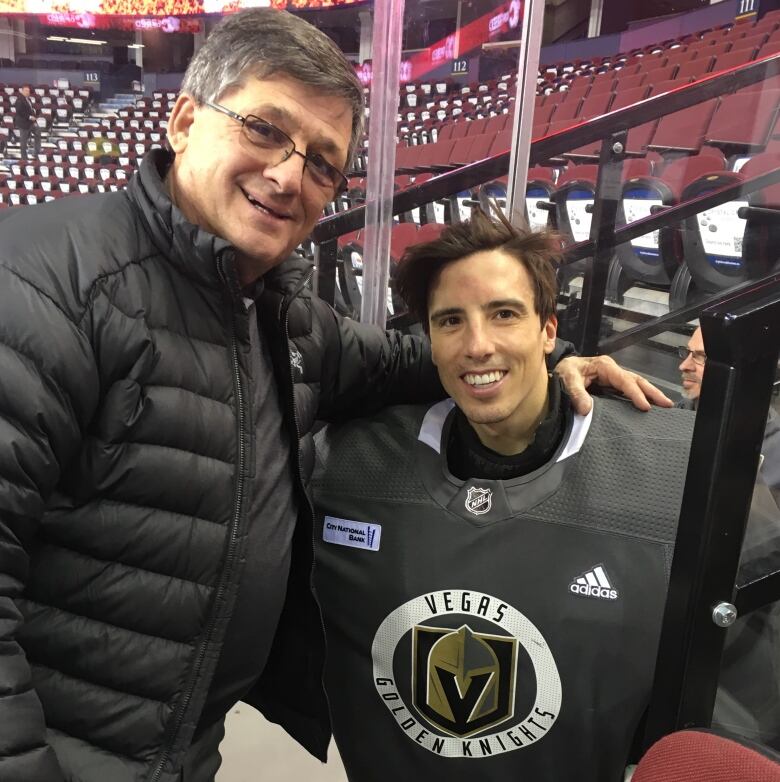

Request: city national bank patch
left=323, top=516, right=381, bottom=552
left=372, top=589, right=562, bottom=757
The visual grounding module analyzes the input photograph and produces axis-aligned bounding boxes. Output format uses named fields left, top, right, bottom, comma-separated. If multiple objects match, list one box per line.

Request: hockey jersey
left=312, top=397, right=695, bottom=781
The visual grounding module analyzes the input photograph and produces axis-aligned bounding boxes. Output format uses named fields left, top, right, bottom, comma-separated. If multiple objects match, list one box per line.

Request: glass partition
left=332, top=0, right=539, bottom=327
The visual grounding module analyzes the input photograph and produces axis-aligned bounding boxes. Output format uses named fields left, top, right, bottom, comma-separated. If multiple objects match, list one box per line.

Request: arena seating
left=383, top=10, right=780, bottom=306
left=3, top=10, right=780, bottom=312
left=334, top=219, right=447, bottom=318
left=0, top=86, right=171, bottom=208
left=632, top=728, right=780, bottom=781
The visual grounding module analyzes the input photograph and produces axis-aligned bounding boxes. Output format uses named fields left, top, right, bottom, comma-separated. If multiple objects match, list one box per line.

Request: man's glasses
left=676, top=346, right=707, bottom=365
left=205, top=101, right=348, bottom=198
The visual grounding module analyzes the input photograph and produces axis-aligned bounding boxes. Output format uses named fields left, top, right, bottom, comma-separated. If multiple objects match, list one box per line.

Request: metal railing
left=312, top=52, right=780, bottom=321
left=644, top=276, right=780, bottom=748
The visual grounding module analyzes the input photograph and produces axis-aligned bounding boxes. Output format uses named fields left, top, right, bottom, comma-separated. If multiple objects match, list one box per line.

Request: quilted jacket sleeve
left=0, top=261, right=98, bottom=781
left=313, top=302, right=441, bottom=421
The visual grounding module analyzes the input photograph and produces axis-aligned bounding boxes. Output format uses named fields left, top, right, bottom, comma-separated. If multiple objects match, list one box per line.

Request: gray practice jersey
left=313, top=398, right=695, bottom=782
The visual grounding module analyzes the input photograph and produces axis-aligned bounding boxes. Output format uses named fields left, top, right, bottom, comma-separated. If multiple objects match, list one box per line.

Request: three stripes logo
left=569, top=565, right=618, bottom=601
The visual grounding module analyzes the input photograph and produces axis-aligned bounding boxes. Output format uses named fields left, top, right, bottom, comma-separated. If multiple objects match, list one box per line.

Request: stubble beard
left=680, top=376, right=701, bottom=401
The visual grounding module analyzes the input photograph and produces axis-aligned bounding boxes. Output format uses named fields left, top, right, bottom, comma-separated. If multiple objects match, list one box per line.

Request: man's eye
left=245, top=120, right=281, bottom=145
left=495, top=309, right=517, bottom=320
left=437, top=316, right=459, bottom=328
left=307, top=154, right=332, bottom=175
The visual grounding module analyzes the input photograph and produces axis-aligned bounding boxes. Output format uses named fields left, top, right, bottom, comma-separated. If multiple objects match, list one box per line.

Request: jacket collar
left=128, top=148, right=313, bottom=302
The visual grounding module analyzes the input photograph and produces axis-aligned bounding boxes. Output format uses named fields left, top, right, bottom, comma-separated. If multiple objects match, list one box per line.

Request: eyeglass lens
left=677, top=346, right=706, bottom=364
left=243, top=116, right=344, bottom=192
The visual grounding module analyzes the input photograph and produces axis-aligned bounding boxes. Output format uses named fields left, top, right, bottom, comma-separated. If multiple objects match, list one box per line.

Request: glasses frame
left=204, top=101, right=348, bottom=197
left=677, top=346, right=707, bottom=365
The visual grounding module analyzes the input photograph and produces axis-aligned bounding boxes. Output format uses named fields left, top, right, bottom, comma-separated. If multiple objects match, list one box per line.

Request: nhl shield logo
left=465, top=486, right=492, bottom=515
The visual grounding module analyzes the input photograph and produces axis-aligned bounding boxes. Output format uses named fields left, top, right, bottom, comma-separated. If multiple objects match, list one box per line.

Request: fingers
left=568, top=386, right=594, bottom=416
left=554, top=354, right=671, bottom=413
left=554, top=359, right=594, bottom=415
left=637, top=375, right=674, bottom=408
left=616, top=375, right=653, bottom=412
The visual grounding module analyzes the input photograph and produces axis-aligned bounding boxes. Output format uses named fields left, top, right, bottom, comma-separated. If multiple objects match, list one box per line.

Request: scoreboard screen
left=0, top=0, right=367, bottom=17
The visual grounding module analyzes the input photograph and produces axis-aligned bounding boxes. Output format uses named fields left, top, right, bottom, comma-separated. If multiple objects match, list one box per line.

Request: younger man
left=313, top=211, right=696, bottom=781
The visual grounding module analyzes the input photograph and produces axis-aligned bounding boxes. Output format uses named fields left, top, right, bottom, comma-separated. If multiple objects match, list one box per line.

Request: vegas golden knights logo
left=373, top=590, right=561, bottom=758
left=412, top=624, right=518, bottom=738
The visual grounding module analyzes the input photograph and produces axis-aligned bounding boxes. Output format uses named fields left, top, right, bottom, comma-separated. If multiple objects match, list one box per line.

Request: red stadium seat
left=588, top=74, right=616, bottom=96
left=465, top=117, right=489, bottom=137
left=704, top=90, right=780, bottom=151
left=738, top=153, right=780, bottom=276
left=660, top=153, right=726, bottom=197
left=448, top=137, right=477, bottom=167
left=643, top=64, right=680, bottom=84
left=488, top=129, right=512, bottom=155
left=712, top=48, right=755, bottom=73
left=484, top=114, right=509, bottom=136
left=390, top=222, right=419, bottom=262
left=449, top=121, right=470, bottom=140
left=532, top=98, right=559, bottom=137
left=675, top=57, right=715, bottom=80
left=616, top=72, right=647, bottom=92
left=648, top=98, right=719, bottom=154
left=416, top=222, right=446, bottom=243
left=551, top=94, right=583, bottom=124
left=465, top=133, right=496, bottom=163
left=563, top=85, right=650, bottom=160
left=633, top=729, right=780, bottom=782
left=562, top=77, right=592, bottom=103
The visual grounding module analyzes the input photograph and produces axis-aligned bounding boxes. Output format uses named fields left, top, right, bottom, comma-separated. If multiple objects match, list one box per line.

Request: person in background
left=14, top=84, right=40, bottom=160
left=678, top=325, right=778, bottom=498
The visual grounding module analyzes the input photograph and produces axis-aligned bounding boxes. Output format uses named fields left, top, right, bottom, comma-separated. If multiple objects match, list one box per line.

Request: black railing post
left=315, top=238, right=338, bottom=308
left=576, top=129, right=627, bottom=355
left=643, top=290, right=780, bottom=750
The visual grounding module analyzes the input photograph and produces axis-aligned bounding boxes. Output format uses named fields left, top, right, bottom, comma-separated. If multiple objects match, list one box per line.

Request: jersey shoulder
left=532, top=398, right=695, bottom=545
left=313, top=403, right=433, bottom=504
left=589, top=395, right=696, bottom=443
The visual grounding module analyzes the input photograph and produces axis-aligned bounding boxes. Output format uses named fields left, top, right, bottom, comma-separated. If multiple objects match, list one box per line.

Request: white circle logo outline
left=371, top=589, right=562, bottom=757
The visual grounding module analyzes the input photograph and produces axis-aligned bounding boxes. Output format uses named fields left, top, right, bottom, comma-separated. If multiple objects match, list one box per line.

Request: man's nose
left=679, top=353, right=694, bottom=372
left=263, top=151, right=305, bottom=196
left=465, top=321, right=495, bottom=359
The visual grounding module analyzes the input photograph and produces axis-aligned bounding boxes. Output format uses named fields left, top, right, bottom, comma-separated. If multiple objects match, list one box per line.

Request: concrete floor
left=216, top=705, right=347, bottom=782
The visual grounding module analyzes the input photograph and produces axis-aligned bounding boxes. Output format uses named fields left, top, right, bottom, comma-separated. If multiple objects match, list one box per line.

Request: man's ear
left=543, top=314, right=558, bottom=354
left=166, top=93, right=198, bottom=155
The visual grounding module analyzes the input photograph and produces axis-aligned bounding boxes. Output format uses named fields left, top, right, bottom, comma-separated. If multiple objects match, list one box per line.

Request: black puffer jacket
left=0, top=149, right=442, bottom=782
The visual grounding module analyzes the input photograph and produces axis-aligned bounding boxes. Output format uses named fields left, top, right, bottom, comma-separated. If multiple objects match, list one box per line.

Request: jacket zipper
left=278, top=267, right=332, bottom=716
left=150, top=259, right=248, bottom=782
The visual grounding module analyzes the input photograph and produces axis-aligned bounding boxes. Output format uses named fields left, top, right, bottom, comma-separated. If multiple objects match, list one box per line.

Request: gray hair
left=181, top=8, right=364, bottom=167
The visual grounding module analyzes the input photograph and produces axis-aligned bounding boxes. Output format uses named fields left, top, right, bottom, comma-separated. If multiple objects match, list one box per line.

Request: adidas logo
left=569, top=565, right=619, bottom=600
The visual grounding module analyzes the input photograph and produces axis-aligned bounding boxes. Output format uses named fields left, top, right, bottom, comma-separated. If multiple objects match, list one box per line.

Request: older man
left=0, top=10, right=667, bottom=782
left=678, top=326, right=778, bottom=497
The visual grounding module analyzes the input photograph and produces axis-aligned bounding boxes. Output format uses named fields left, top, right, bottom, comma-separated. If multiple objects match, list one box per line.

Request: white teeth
left=464, top=371, right=505, bottom=386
